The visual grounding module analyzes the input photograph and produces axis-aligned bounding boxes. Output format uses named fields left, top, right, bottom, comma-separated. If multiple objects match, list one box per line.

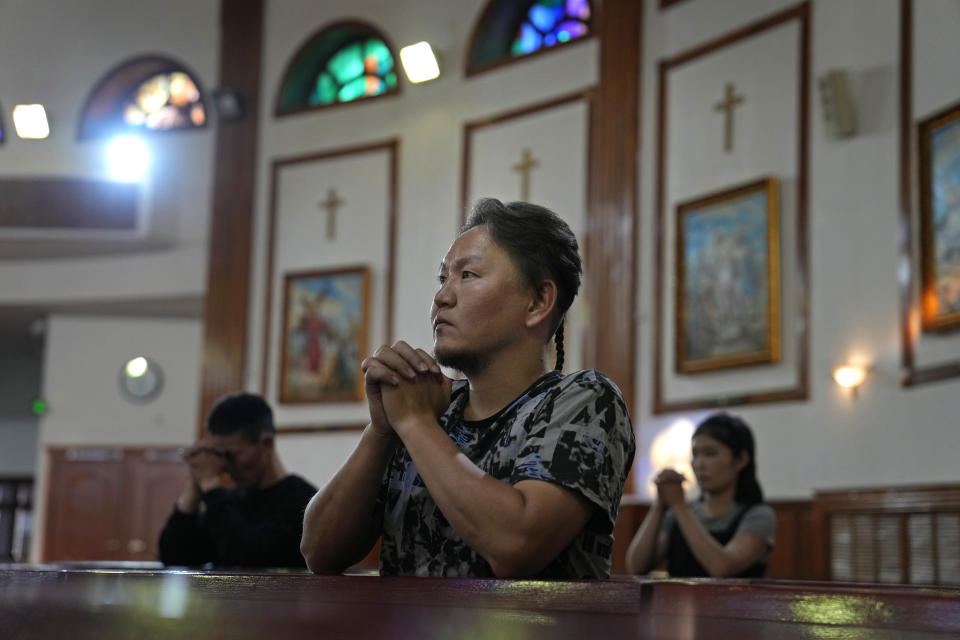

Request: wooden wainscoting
left=812, top=484, right=960, bottom=585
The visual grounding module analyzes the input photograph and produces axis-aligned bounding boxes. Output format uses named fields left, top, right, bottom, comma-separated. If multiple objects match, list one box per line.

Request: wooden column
left=197, top=0, right=263, bottom=436
left=586, top=0, right=641, bottom=416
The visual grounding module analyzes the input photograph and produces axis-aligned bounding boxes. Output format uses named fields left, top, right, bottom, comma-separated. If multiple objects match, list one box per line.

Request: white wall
left=29, top=314, right=202, bottom=560
left=0, top=0, right=218, bottom=305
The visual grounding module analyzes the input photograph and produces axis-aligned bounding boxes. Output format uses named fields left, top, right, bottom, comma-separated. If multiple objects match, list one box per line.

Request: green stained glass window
left=276, top=22, right=399, bottom=114
left=309, top=37, right=396, bottom=107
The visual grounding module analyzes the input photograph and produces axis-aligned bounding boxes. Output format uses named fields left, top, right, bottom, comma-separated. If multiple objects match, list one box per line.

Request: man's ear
left=525, top=279, right=558, bottom=330
left=261, top=434, right=275, bottom=451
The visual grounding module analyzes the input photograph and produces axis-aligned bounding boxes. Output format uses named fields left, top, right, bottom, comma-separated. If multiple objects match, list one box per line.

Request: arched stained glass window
left=276, top=21, right=399, bottom=115
left=78, top=56, right=207, bottom=139
left=512, top=0, right=591, bottom=56
left=467, top=0, right=593, bottom=76
left=123, top=71, right=205, bottom=130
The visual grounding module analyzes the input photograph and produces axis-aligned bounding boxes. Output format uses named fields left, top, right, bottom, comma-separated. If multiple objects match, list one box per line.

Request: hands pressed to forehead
left=180, top=441, right=229, bottom=487
left=182, top=442, right=225, bottom=460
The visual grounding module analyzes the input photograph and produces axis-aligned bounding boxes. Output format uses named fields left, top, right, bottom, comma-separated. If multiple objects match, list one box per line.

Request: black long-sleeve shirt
left=158, top=474, right=317, bottom=569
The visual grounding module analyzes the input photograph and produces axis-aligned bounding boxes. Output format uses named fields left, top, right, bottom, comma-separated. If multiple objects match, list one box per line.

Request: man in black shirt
left=158, top=392, right=316, bottom=569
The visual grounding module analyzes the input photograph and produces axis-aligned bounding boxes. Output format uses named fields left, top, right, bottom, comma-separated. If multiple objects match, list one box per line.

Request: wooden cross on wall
left=512, top=148, right=540, bottom=201
left=319, top=188, right=344, bottom=240
left=713, top=82, right=745, bottom=152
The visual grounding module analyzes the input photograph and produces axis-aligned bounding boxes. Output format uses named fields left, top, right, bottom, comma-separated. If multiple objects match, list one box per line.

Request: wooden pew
left=1, top=566, right=957, bottom=638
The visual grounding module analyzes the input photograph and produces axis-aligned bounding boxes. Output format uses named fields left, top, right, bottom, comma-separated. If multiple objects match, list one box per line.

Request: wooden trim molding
left=459, top=87, right=595, bottom=223
left=652, top=2, right=811, bottom=414
left=898, top=0, right=960, bottom=387
left=197, top=0, right=264, bottom=440
left=585, top=0, right=641, bottom=421
left=259, top=138, right=399, bottom=431
left=587, top=0, right=641, bottom=492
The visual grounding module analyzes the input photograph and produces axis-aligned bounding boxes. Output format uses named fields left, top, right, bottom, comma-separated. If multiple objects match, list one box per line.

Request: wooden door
left=44, top=446, right=189, bottom=562
left=121, top=449, right=191, bottom=561
left=45, top=448, right=125, bottom=561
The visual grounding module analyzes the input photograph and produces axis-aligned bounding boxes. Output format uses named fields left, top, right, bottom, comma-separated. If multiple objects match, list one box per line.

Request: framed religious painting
left=278, top=265, right=370, bottom=403
left=918, top=101, right=960, bottom=332
left=675, top=176, right=781, bottom=374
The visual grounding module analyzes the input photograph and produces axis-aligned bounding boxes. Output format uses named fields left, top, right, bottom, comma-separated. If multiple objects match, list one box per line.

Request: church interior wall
left=635, top=0, right=960, bottom=500
left=0, top=0, right=218, bottom=306
left=2, top=0, right=960, bottom=561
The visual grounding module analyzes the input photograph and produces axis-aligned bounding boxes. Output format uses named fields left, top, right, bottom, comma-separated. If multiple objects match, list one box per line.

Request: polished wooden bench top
left=2, top=565, right=958, bottom=639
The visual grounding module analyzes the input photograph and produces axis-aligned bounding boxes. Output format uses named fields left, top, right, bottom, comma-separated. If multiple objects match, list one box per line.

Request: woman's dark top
left=663, top=502, right=775, bottom=578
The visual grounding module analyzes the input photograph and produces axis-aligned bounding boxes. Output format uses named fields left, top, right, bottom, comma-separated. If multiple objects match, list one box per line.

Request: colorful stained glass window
left=79, top=57, right=208, bottom=139
left=308, top=38, right=397, bottom=107
left=122, top=71, right=206, bottom=131
left=511, top=0, right=591, bottom=56
left=276, top=23, right=400, bottom=115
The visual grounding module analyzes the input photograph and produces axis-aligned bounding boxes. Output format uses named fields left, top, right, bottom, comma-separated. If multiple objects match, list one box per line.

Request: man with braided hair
left=301, top=198, right=635, bottom=578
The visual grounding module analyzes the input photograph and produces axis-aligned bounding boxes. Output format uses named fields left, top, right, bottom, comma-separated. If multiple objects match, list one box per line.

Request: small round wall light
left=119, top=356, right=164, bottom=402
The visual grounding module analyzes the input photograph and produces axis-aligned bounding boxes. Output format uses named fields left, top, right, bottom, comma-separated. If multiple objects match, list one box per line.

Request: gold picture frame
left=278, top=265, right=370, bottom=403
left=675, top=177, right=781, bottom=373
left=918, top=100, right=960, bottom=332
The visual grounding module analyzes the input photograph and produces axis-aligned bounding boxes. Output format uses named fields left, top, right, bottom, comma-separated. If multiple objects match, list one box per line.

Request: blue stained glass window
left=511, top=0, right=591, bottom=57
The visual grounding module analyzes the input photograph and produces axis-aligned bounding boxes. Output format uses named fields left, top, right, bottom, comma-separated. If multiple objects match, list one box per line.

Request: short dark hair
left=694, top=413, right=764, bottom=506
left=461, top=198, right=582, bottom=370
left=206, top=391, right=275, bottom=442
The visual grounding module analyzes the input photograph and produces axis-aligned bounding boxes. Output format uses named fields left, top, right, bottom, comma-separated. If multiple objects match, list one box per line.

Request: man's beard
left=434, top=347, right=484, bottom=378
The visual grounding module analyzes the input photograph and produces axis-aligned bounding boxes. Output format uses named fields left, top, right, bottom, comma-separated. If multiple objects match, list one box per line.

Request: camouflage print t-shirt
left=377, top=369, right=636, bottom=578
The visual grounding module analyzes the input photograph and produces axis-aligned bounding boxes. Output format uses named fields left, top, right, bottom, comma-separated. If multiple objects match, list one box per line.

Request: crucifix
left=319, top=188, right=344, bottom=240
left=512, top=147, right=540, bottom=201
left=713, top=82, right=745, bottom=152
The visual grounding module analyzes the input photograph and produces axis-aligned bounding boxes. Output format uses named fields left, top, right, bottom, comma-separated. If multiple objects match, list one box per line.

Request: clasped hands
left=361, top=341, right=452, bottom=437
left=181, top=442, right=229, bottom=492
left=653, top=468, right=687, bottom=509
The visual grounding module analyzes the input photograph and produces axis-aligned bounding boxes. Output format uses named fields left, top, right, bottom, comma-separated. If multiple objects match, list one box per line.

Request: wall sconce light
left=399, top=41, right=440, bottom=84
left=833, top=365, right=868, bottom=396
